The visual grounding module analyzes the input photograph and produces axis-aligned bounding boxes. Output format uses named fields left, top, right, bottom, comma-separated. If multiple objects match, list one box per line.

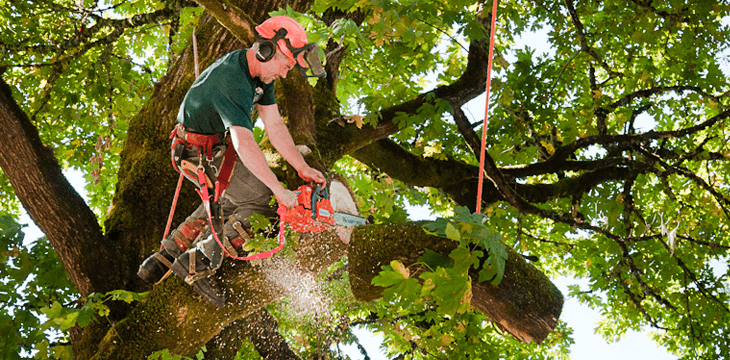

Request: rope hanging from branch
left=193, top=27, right=200, bottom=78
left=476, top=0, right=499, bottom=214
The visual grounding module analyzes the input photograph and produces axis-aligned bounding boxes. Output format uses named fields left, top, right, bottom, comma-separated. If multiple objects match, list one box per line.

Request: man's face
left=259, top=50, right=297, bottom=84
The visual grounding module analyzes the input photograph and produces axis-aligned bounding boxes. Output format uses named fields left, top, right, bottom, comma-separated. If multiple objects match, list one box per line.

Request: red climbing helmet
left=255, top=16, right=326, bottom=78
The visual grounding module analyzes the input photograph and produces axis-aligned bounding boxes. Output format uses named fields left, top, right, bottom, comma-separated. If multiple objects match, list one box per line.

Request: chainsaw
left=283, top=183, right=368, bottom=233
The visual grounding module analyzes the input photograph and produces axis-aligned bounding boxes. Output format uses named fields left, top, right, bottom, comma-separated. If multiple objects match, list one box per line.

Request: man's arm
left=228, top=125, right=298, bottom=209
left=257, top=104, right=325, bottom=184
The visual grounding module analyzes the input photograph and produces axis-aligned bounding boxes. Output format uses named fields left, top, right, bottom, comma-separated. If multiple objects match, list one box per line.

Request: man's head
left=253, top=16, right=326, bottom=79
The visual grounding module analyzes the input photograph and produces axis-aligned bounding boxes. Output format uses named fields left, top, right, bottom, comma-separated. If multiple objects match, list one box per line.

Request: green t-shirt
left=177, top=49, right=276, bottom=134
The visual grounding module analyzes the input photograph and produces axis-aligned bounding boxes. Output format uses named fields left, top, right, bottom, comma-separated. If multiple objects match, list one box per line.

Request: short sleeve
left=258, top=82, right=276, bottom=106
left=214, top=91, right=254, bottom=130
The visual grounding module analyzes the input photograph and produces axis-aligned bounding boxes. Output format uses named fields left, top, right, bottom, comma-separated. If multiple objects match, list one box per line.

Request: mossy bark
left=348, top=222, right=563, bottom=344
left=205, top=308, right=301, bottom=360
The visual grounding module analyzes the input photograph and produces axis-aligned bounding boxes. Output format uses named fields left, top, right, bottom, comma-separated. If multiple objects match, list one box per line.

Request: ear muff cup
left=255, top=40, right=276, bottom=62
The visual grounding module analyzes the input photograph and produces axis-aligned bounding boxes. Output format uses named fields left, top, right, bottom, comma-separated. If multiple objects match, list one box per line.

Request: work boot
left=137, top=248, right=175, bottom=283
left=170, top=248, right=226, bottom=307
left=136, top=217, right=208, bottom=284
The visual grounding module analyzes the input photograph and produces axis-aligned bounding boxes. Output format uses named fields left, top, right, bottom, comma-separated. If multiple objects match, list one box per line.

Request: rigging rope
left=193, top=27, right=200, bottom=78
left=476, top=0, right=499, bottom=214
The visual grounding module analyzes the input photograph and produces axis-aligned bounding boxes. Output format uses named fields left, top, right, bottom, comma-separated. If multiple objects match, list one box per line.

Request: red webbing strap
left=171, top=124, right=217, bottom=160
left=476, top=0, right=499, bottom=214
left=168, top=125, right=284, bottom=261
left=233, top=206, right=287, bottom=261
left=214, top=142, right=237, bottom=200
left=162, top=171, right=186, bottom=241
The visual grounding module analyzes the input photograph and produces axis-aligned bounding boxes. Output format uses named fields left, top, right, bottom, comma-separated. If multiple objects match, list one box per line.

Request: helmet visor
left=290, top=43, right=326, bottom=78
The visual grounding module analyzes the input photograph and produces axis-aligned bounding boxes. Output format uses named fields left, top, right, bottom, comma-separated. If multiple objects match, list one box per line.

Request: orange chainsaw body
left=284, top=185, right=336, bottom=233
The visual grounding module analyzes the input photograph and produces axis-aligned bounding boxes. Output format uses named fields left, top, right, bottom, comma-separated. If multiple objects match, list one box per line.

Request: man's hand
left=275, top=188, right=299, bottom=210
left=298, top=166, right=326, bottom=185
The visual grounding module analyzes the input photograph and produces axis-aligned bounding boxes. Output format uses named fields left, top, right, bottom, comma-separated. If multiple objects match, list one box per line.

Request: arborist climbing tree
left=137, top=16, right=328, bottom=307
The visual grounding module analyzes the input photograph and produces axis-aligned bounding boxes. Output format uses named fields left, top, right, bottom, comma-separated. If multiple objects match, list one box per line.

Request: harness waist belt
left=170, top=124, right=227, bottom=160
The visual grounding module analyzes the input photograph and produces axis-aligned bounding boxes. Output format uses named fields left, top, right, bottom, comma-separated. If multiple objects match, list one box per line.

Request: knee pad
left=162, top=217, right=208, bottom=255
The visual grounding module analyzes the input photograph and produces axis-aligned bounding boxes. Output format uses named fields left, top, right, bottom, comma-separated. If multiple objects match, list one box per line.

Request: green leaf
left=444, top=222, right=461, bottom=241
left=418, top=248, right=454, bottom=269
left=56, top=310, right=79, bottom=331
left=420, top=267, right=471, bottom=317
left=40, top=301, right=62, bottom=319
left=372, top=261, right=422, bottom=309
left=108, top=289, right=148, bottom=303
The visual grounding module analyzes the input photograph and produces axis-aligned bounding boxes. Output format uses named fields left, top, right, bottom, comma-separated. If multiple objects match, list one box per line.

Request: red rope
left=476, top=0, right=499, bottom=214
left=163, top=172, right=186, bottom=241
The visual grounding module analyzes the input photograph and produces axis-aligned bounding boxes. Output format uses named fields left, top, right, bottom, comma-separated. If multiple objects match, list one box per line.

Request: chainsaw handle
left=311, top=183, right=329, bottom=220
left=313, top=183, right=328, bottom=199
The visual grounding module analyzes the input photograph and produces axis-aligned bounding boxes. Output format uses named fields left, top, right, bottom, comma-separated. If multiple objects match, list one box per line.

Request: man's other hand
left=298, top=166, right=326, bottom=185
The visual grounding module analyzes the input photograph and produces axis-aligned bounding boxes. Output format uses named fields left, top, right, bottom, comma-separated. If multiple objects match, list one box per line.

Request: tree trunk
left=208, top=308, right=301, bottom=360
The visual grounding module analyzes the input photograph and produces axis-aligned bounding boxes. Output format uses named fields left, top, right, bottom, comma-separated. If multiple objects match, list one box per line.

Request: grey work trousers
left=172, top=137, right=278, bottom=262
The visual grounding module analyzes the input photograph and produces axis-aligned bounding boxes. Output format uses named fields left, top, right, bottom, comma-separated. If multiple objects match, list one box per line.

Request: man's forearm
left=265, top=119, right=308, bottom=171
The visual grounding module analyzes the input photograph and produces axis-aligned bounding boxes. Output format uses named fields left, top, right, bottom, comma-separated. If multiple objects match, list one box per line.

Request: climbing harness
left=164, top=124, right=286, bottom=263
left=476, top=0, right=499, bottom=214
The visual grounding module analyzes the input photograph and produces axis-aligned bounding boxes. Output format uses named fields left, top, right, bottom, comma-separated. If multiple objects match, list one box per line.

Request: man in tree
left=137, top=15, right=326, bottom=307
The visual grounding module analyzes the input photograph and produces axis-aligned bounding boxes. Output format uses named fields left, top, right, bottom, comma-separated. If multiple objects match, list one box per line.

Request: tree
left=1, top=0, right=729, bottom=359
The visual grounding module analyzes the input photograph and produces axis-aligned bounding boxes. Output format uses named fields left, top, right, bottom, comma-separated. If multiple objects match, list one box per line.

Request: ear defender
left=255, top=39, right=276, bottom=62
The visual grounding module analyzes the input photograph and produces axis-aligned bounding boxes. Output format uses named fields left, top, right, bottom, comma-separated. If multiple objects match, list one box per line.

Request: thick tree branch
left=91, top=228, right=347, bottom=359
left=191, top=0, right=314, bottom=44
left=206, top=308, right=301, bottom=360
left=351, top=138, right=641, bottom=212
left=0, top=77, right=112, bottom=297
left=240, top=308, right=302, bottom=360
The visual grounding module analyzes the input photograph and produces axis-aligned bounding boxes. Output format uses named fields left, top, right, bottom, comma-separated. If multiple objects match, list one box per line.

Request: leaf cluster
left=0, top=0, right=191, bottom=219
left=0, top=216, right=75, bottom=359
